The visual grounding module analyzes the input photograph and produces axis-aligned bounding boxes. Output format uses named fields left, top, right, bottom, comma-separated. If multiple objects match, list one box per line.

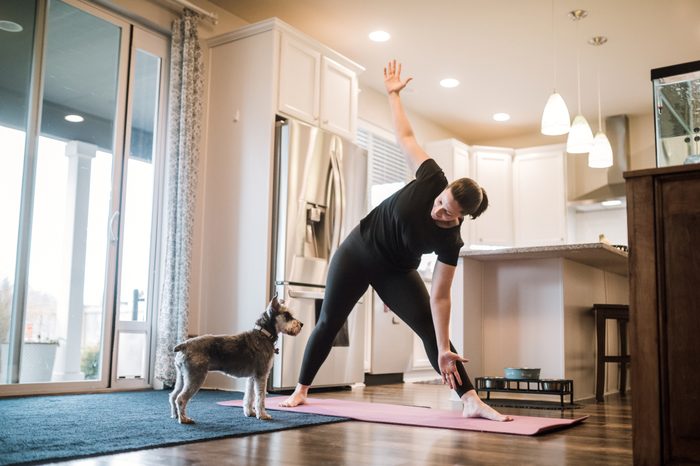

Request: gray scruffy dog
left=169, top=296, right=303, bottom=423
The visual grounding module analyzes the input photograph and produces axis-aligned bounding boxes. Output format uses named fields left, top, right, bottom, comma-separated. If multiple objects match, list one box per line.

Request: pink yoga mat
left=218, top=397, right=587, bottom=436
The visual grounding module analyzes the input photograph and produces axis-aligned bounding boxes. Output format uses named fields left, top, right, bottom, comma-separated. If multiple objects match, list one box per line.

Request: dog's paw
left=178, top=416, right=195, bottom=424
left=257, top=411, right=272, bottom=420
left=243, top=406, right=256, bottom=417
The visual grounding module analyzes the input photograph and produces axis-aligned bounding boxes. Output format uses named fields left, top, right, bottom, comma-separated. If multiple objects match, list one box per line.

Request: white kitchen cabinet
left=199, top=19, right=362, bottom=391
left=425, top=138, right=471, bottom=245
left=320, top=56, right=357, bottom=139
left=278, top=31, right=358, bottom=140
left=470, top=147, right=513, bottom=246
left=513, top=145, right=567, bottom=246
left=278, top=33, right=320, bottom=125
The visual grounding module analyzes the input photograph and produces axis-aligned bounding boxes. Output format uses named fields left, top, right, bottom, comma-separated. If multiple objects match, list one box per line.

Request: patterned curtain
left=154, top=9, right=204, bottom=386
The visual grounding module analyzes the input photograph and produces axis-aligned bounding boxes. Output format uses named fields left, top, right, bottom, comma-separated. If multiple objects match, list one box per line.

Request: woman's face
left=430, top=188, right=462, bottom=223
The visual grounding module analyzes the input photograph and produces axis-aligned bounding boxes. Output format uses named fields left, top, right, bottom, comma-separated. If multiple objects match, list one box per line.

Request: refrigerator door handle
left=288, top=289, right=325, bottom=300
left=287, top=288, right=364, bottom=303
left=328, top=137, right=345, bottom=254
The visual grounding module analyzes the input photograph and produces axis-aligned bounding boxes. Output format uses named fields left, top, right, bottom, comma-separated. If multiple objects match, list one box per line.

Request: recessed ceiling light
left=368, top=30, right=390, bottom=42
left=439, top=78, right=459, bottom=88
left=0, top=20, right=23, bottom=32
left=65, top=114, right=84, bottom=123
left=493, top=113, right=511, bottom=122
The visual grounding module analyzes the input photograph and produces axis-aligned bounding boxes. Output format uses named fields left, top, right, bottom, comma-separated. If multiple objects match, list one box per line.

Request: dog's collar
left=254, top=325, right=279, bottom=354
left=254, top=325, right=276, bottom=341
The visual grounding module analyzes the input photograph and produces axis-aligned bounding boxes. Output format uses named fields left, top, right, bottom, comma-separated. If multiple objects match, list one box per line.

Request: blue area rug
left=0, top=389, right=348, bottom=465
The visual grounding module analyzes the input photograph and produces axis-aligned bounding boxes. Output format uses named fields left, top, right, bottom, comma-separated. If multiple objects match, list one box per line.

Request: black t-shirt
left=359, top=158, right=464, bottom=269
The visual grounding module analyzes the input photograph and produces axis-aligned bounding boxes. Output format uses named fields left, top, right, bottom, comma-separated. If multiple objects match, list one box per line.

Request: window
left=356, top=121, right=436, bottom=278
left=356, top=122, right=410, bottom=207
left=0, top=0, right=168, bottom=395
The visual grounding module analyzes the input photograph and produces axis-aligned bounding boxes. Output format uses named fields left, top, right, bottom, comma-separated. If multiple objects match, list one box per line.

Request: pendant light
left=566, top=10, right=594, bottom=154
left=588, top=36, right=613, bottom=168
left=541, top=0, right=570, bottom=135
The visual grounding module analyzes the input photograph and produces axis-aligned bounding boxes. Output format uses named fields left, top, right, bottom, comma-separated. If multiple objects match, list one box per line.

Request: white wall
left=358, top=85, right=455, bottom=147
left=628, top=113, right=656, bottom=170
left=572, top=208, right=629, bottom=246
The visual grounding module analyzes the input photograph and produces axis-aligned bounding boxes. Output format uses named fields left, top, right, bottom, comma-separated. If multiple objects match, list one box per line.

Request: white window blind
left=357, top=127, right=410, bottom=186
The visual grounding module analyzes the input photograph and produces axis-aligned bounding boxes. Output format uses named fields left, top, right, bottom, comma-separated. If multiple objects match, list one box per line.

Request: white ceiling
left=209, top=0, right=700, bottom=145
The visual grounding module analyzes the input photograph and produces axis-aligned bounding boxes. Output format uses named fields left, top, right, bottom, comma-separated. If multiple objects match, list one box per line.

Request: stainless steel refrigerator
left=270, top=117, right=367, bottom=390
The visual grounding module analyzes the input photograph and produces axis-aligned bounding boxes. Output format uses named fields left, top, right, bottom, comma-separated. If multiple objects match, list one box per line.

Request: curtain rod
left=166, top=0, right=219, bottom=24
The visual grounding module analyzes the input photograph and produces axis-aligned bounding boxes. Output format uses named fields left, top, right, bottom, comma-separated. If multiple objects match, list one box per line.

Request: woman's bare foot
left=279, top=383, right=309, bottom=407
left=461, top=390, right=513, bottom=421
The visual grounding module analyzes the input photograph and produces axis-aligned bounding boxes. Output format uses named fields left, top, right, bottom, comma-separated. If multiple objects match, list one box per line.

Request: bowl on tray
left=504, top=367, right=541, bottom=380
left=540, top=379, right=566, bottom=391
left=482, top=377, right=507, bottom=389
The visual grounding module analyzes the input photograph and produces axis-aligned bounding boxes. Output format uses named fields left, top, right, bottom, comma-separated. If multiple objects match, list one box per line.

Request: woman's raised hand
left=384, top=59, right=413, bottom=95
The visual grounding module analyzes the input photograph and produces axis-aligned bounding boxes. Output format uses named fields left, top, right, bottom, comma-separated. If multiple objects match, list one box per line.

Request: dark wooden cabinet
left=625, top=164, right=700, bottom=465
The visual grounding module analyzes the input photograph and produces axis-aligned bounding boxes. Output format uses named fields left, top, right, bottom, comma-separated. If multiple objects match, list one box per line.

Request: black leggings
left=298, top=226, right=475, bottom=397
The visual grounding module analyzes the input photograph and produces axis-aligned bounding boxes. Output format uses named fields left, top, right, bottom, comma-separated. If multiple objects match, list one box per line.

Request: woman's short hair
left=448, top=178, right=489, bottom=219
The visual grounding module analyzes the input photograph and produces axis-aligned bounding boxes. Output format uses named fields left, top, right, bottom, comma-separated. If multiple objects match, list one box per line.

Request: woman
left=281, top=60, right=511, bottom=422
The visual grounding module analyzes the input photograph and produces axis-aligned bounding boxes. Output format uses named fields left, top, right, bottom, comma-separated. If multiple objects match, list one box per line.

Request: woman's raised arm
left=384, top=60, right=430, bottom=173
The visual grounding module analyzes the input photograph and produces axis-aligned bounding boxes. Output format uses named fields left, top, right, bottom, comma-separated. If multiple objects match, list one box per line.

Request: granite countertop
left=459, top=243, right=629, bottom=276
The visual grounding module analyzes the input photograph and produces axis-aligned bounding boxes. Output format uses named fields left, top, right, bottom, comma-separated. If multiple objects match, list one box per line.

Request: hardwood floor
left=48, top=382, right=632, bottom=466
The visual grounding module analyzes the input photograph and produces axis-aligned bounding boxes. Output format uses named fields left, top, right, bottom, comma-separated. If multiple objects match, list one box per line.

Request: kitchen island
left=450, top=243, right=628, bottom=401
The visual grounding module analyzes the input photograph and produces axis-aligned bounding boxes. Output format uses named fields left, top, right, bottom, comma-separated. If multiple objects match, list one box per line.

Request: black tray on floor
left=475, top=376, right=575, bottom=408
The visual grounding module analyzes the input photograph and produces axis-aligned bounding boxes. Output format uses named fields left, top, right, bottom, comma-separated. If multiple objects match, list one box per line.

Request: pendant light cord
left=576, top=18, right=582, bottom=114
left=551, top=0, right=557, bottom=92
left=597, top=57, right=602, bottom=132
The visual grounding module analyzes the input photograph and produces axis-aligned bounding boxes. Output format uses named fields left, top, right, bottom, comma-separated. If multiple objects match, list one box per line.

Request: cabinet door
left=513, top=149, right=566, bottom=246
left=278, top=34, right=320, bottom=124
left=658, top=172, right=700, bottom=463
left=472, top=150, right=513, bottom=246
left=453, top=145, right=470, bottom=245
left=321, top=56, right=357, bottom=140
left=425, top=139, right=470, bottom=181
left=453, top=145, right=469, bottom=179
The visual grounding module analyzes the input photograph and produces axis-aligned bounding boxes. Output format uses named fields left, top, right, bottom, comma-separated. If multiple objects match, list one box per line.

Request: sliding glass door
left=111, top=29, right=168, bottom=389
left=0, top=0, right=168, bottom=395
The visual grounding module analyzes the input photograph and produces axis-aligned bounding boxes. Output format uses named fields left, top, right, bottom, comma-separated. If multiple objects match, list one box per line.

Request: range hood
left=572, top=114, right=629, bottom=204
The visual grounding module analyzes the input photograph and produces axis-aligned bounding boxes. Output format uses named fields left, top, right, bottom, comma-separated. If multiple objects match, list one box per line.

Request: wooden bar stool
left=593, top=304, right=630, bottom=402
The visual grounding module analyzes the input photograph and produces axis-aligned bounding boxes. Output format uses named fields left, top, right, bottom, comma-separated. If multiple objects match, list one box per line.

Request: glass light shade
left=566, top=114, right=594, bottom=153
left=588, top=131, right=614, bottom=168
left=541, top=92, right=571, bottom=135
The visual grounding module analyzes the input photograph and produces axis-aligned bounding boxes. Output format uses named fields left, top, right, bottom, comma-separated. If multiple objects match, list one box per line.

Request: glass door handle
left=109, top=211, right=120, bottom=243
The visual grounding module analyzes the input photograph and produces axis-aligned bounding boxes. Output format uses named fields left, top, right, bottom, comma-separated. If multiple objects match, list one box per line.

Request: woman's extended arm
left=384, top=60, right=430, bottom=173
left=430, top=260, right=468, bottom=389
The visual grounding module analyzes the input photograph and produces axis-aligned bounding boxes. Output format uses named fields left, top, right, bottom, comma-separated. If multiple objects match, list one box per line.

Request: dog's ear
left=270, top=294, right=281, bottom=312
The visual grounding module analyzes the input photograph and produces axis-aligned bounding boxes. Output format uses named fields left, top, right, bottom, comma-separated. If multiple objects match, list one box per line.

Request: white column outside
left=52, top=140, right=96, bottom=381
